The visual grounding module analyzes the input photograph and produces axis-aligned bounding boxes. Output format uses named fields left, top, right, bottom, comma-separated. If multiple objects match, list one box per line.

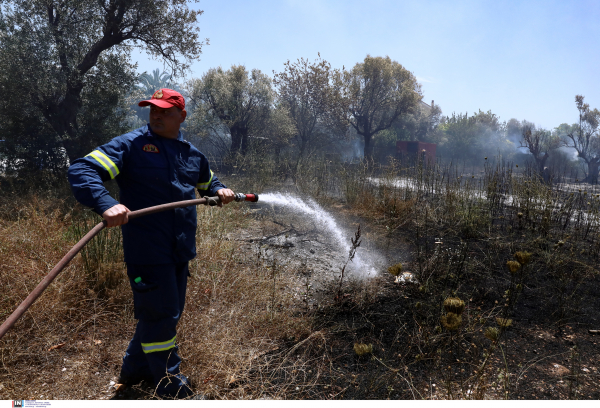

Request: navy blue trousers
left=121, top=262, right=190, bottom=397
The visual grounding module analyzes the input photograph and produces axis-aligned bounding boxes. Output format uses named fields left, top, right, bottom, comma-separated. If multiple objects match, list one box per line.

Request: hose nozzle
left=234, top=193, right=259, bottom=202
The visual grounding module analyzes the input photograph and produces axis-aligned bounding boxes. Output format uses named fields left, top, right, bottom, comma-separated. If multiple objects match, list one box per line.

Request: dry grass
left=4, top=155, right=600, bottom=400
left=0, top=196, right=314, bottom=400
left=176, top=205, right=313, bottom=399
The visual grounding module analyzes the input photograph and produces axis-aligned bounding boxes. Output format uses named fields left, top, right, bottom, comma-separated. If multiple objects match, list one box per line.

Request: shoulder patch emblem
left=152, top=89, right=163, bottom=99
left=143, top=144, right=160, bottom=153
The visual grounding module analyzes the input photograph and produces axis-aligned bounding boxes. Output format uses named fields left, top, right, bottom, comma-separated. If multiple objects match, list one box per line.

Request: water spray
left=0, top=193, right=259, bottom=340
left=259, top=192, right=379, bottom=277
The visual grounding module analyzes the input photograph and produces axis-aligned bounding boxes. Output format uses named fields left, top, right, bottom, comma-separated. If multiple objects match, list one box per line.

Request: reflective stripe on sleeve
left=196, top=170, right=214, bottom=191
left=86, top=150, right=120, bottom=179
left=141, top=335, right=176, bottom=354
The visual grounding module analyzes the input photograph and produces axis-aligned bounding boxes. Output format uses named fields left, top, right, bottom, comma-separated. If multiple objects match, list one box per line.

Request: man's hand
left=102, top=204, right=130, bottom=227
left=216, top=188, right=235, bottom=206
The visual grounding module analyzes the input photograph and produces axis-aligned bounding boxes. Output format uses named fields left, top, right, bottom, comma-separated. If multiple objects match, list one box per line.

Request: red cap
left=138, top=88, right=185, bottom=110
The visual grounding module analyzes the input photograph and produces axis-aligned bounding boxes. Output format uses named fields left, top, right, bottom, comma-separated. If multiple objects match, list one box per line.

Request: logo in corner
left=12, top=401, right=23, bottom=408
left=143, top=144, right=160, bottom=153
left=152, top=89, right=163, bottom=99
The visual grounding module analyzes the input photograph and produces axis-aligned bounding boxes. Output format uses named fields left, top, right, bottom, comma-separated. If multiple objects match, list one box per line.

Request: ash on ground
left=231, top=199, right=390, bottom=306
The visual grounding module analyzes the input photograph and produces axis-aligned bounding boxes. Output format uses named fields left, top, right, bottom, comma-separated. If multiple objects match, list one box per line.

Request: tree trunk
left=39, top=38, right=122, bottom=163
left=240, top=127, right=249, bottom=156
left=35, top=79, right=86, bottom=164
left=583, top=161, right=600, bottom=184
left=230, top=126, right=243, bottom=156
left=363, top=133, right=373, bottom=161
left=536, top=153, right=550, bottom=184
left=294, top=139, right=308, bottom=176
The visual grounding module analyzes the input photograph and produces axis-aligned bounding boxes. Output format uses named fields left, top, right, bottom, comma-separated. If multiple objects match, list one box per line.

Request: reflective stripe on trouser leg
left=141, top=335, right=177, bottom=354
left=121, top=263, right=189, bottom=396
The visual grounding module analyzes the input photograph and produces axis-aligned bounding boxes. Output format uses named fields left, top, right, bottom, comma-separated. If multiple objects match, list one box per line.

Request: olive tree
left=188, top=65, right=275, bottom=157
left=371, top=101, right=443, bottom=159
left=520, top=126, right=559, bottom=182
left=342, top=55, right=422, bottom=160
left=392, top=102, right=442, bottom=143
left=0, top=0, right=205, bottom=170
left=563, top=95, right=600, bottom=184
left=273, top=56, right=346, bottom=171
left=438, top=110, right=511, bottom=162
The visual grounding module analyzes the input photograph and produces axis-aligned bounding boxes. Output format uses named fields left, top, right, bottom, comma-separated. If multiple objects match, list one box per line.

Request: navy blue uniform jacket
left=68, top=125, right=226, bottom=265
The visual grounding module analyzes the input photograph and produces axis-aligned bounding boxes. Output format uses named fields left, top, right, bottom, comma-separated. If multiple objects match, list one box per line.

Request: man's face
left=149, top=105, right=186, bottom=139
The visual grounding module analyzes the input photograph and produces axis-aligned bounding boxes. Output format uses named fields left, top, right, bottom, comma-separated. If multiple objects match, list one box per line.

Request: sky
left=133, top=0, right=600, bottom=130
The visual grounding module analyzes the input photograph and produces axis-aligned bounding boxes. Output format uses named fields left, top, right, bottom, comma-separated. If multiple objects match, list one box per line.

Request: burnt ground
left=113, top=195, right=600, bottom=400
left=230, top=197, right=600, bottom=400
left=233, top=199, right=411, bottom=304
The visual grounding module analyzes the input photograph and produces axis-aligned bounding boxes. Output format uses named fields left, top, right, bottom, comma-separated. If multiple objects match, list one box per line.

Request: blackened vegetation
left=336, top=225, right=361, bottom=302
left=226, top=154, right=600, bottom=399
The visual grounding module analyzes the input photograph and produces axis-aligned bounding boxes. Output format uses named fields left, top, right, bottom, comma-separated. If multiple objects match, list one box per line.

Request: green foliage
left=391, top=102, right=443, bottom=143
left=342, top=55, right=422, bottom=159
left=187, top=65, right=276, bottom=157
left=372, top=102, right=443, bottom=162
left=437, top=110, right=513, bottom=163
left=564, top=95, right=600, bottom=183
left=520, top=126, right=559, bottom=177
left=0, top=0, right=204, bottom=171
left=273, top=55, right=347, bottom=174
left=371, top=128, right=398, bottom=160
left=139, top=69, right=178, bottom=96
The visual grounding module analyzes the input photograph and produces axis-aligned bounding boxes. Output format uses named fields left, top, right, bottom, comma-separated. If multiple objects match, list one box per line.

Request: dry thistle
left=387, top=262, right=402, bottom=276
left=354, top=343, right=373, bottom=356
left=506, top=260, right=521, bottom=274
left=514, top=251, right=531, bottom=265
left=496, top=317, right=513, bottom=328
left=443, top=297, right=465, bottom=315
left=441, top=312, right=462, bottom=331
left=485, top=327, right=500, bottom=341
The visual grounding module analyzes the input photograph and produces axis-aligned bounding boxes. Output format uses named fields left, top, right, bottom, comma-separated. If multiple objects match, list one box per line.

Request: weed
left=69, top=213, right=125, bottom=292
left=336, top=225, right=361, bottom=302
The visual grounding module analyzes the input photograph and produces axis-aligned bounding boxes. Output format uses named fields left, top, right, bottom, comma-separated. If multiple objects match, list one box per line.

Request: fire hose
left=0, top=192, right=259, bottom=340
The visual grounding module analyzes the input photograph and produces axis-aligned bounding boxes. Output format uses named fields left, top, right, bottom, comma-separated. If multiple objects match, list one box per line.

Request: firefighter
left=68, top=88, right=235, bottom=398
